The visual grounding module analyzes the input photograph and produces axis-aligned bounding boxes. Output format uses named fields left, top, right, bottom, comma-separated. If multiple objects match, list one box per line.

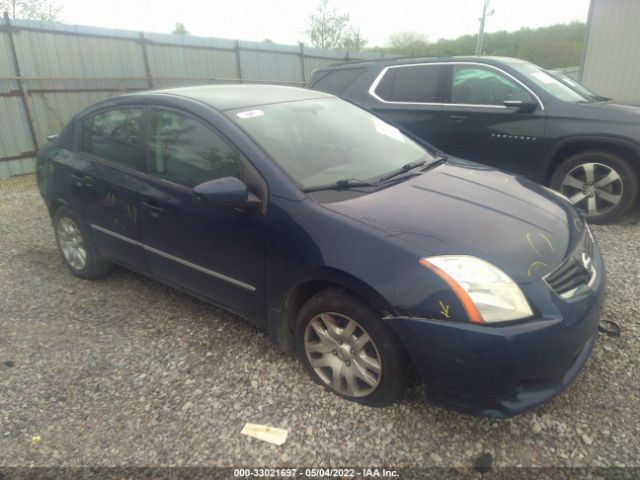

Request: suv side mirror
left=503, top=99, right=538, bottom=112
left=193, top=177, right=260, bottom=209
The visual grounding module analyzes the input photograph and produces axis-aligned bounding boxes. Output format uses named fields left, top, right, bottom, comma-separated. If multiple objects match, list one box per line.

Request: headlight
left=420, top=256, right=533, bottom=323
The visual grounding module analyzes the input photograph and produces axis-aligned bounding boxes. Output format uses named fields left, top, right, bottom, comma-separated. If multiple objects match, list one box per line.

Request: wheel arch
left=48, top=198, right=70, bottom=219
left=268, top=268, right=396, bottom=354
left=544, top=136, right=640, bottom=184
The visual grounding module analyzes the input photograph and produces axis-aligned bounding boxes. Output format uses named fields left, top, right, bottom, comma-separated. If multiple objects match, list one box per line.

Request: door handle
left=71, top=172, right=92, bottom=188
left=448, top=114, right=468, bottom=122
left=141, top=200, right=166, bottom=217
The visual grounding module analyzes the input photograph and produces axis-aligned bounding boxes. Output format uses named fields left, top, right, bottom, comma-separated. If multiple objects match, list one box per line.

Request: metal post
left=234, top=40, right=243, bottom=83
left=139, top=31, right=154, bottom=89
left=475, top=0, right=489, bottom=56
left=299, top=42, right=306, bottom=83
left=4, top=12, right=39, bottom=152
left=578, top=0, right=595, bottom=82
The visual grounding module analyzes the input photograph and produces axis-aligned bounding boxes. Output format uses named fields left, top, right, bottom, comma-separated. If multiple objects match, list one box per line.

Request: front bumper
left=387, top=241, right=606, bottom=418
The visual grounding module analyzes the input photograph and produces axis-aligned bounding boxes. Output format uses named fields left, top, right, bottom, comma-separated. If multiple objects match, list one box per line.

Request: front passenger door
left=138, top=108, right=266, bottom=321
left=439, top=64, right=546, bottom=177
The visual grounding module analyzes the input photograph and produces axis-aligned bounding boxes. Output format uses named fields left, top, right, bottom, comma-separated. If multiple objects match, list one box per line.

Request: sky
left=56, top=0, right=591, bottom=47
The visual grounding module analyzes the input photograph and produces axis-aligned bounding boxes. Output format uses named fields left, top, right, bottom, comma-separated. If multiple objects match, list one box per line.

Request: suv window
left=148, top=109, right=243, bottom=188
left=80, top=108, right=142, bottom=168
left=451, top=65, right=534, bottom=105
left=374, top=64, right=442, bottom=103
left=311, top=68, right=366, bottom=95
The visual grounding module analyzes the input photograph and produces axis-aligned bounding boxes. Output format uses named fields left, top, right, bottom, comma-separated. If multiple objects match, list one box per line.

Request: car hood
left=325, top=159, right=585, bottom=284
left=566, top=100, right=640, bottom=123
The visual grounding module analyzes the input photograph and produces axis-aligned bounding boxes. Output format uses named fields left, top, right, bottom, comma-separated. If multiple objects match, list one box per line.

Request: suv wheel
left=295, top=288, right=410, bottom=406
left=550, top=150, right=638, bottom=224
left=53, top=206, right=113, bottom=279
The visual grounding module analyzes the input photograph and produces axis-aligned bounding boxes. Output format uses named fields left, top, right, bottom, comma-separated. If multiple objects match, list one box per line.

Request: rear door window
left=374, top=64, right=442, bottom=103
left=80, top=108, right=142, bottom=168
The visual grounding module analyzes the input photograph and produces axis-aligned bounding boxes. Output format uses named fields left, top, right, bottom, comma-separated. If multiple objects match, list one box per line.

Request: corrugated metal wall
left=580, top=0, right=640, bottom=104
left=0, top=17, right=385, bottom=178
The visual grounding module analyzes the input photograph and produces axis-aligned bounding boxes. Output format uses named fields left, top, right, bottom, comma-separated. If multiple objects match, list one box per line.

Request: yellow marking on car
left=105, top=192, right=116, bottom=206
left=528, top=261, right=549, bottom=278
left=526, top=232, right=556, bottom=258
left=438, top=300, right=451, bottom=319
left=126, top=204, right=137, bottom=223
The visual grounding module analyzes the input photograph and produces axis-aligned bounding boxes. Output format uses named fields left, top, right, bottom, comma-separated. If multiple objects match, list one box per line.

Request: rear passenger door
left=438, top=63, right=546, bottom=177
left=368, top=63, right=448, bottom=146
left=75, top=107, right=149, bottom=273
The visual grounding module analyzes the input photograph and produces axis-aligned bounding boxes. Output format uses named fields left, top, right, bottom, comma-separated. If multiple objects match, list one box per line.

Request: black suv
left=309, top=56, right=640, bottom=223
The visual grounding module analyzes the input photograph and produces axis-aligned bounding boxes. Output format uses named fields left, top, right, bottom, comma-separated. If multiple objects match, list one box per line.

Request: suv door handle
left=448, top=114, right=468, bottom=122
left=141, top=200, right=166, bottom=217
left=71, top=172, right=92, bottom=188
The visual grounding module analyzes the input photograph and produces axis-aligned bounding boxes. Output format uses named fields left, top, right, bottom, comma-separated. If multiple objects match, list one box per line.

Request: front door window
left=451, top=65, right=534, bottom=106
left=148, top=109, right=243, bottom=188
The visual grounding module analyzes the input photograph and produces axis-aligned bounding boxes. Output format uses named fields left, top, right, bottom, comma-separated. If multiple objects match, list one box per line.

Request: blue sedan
left=36, top=85, right=605, bottom=417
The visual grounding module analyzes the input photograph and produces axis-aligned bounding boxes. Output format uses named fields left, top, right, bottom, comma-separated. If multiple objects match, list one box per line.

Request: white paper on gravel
left=241, top=423, right=288, bottom=446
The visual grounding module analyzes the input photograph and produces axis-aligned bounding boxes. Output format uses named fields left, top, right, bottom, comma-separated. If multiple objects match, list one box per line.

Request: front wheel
left=550, top=150, right=638, bottom=224
left=295, top=288, right=410, bottom=407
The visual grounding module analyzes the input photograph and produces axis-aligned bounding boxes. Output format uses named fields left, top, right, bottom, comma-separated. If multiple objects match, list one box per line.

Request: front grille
left=545, top=256, right=592, bottom=295
left=545, top=228, right=596, bottom=298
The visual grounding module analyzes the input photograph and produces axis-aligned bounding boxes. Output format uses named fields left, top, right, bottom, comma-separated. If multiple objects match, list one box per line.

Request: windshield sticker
left=372, top=117, right=405, bottom=143
left=531, top=71, right=556, bottom=85
left=236, top=109, right=264, bottom=119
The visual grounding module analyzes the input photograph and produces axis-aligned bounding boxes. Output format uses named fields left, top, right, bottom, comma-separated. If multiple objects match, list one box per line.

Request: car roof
left=138, top=84, right=334, bottom=111
left=323, top=55, right=531, bottom=70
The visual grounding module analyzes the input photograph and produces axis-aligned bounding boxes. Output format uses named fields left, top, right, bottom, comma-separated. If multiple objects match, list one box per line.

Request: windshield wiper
left=377, top=160, right=427, bottom=184
left=303, top=178, right=378, bottom=193
left=377, top=155, right=447, bottom=185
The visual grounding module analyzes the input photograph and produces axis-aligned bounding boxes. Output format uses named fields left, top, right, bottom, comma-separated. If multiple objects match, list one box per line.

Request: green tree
left=306, top=0, right=366, bottom=50
left=1, top=0, right=62, bottom=21
left=386, top=31, right=430, bottom=56
left=172, top=23, right=189, bottom=35
left=375, top=22, right=585, bottom=68
left=342, top=27, right=367, bottom=51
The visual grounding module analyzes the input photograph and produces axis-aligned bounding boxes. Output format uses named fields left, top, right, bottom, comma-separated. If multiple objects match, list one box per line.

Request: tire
left=53, top=206, right=113, bottom=279
left=294, top=288, right=410, bottom=407
left=550, top=150, right=638, bottom=224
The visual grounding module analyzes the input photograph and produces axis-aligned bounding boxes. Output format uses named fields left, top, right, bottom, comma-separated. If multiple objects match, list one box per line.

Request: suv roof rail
left=327, top=55, right=454, bottom=68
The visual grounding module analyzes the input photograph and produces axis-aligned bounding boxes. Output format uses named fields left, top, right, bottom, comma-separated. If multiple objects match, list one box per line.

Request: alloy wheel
left=57, top=217, right=87, bottom=271
left=560, top=162, right=623, bottom=217
left=304, top=312, right=382, bottom=397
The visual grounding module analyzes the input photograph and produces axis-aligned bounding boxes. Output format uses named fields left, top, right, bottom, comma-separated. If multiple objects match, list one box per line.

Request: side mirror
left=193, top=177, right=259, bottom=209
left=503, top=99, right=537, bottom=112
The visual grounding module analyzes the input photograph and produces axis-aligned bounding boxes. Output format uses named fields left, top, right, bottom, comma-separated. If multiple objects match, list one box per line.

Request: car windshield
left=227, top=97, right=435, bottom=190
left=547, top=71, right=604, bottom=101
left=511, top=63, right=591, bottom=103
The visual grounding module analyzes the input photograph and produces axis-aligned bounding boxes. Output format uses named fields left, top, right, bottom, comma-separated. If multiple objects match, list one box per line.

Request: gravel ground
left=0, top=174, right=639, bottom=473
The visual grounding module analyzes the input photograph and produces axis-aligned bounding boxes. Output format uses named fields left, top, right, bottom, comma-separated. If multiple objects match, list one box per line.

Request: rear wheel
left=550, top=150, right=638, bottom=224
left=53, top=206, right=113, bottom=279
left=295, top=288, right=409, bottom=406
